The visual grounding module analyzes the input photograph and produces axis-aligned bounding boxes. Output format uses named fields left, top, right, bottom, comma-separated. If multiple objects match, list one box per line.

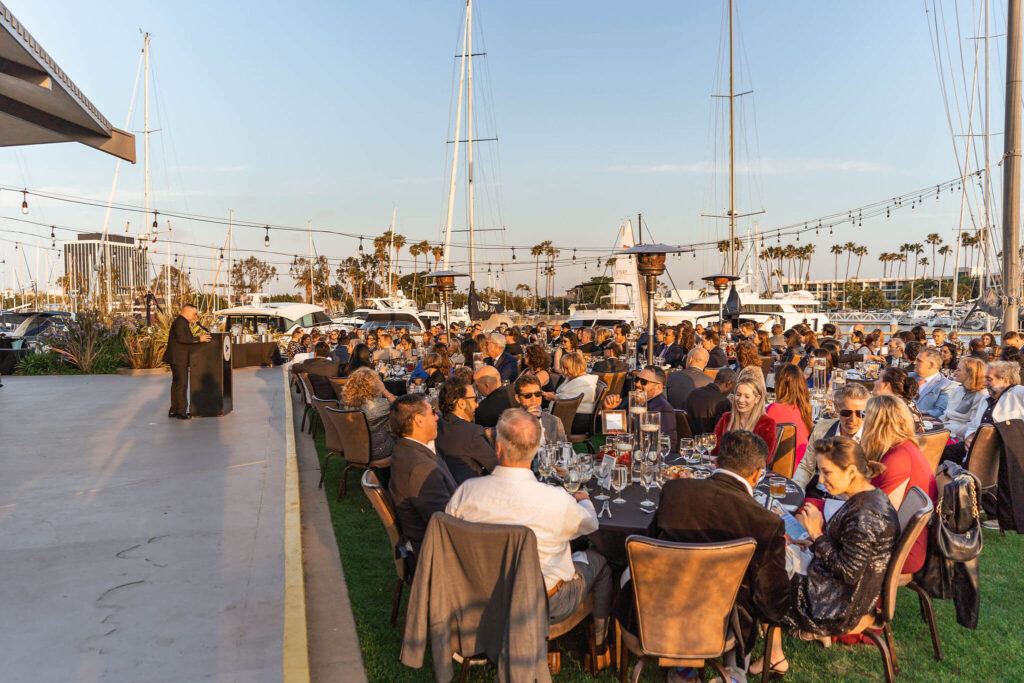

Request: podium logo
left=222, top=336, right=232, bottom=362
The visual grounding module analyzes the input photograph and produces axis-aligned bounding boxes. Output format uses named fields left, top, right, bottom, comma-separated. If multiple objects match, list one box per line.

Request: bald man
left=473, top=365, right=513, bottom=428
left=666, top=347, right=713, bottom=409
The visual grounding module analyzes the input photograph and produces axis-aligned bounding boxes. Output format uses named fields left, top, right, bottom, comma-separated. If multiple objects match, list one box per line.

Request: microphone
left=196, top=321, right=211, bottom=334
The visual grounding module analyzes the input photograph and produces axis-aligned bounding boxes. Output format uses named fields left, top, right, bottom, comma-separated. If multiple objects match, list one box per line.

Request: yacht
left=899, top=297, right=954, bottom=326
left=662, top=284, right=831, bottom=331
left=215, top=301, right=334, bottom=338
left=566, top=282, right=640, bottom=329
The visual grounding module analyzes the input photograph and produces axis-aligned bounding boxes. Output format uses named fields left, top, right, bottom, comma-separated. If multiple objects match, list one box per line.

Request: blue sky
left=0, top=0, right=1003, bottom=295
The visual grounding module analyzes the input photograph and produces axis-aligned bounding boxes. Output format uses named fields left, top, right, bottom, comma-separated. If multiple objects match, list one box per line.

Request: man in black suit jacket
left=435, top=376, right=497, bottom=483
left=654, top=328, right=685, bottom=368
left=162, top=303, right=210, bottom=419
left=615, top=430, right=789, bottom=677
left=591, top=342, right=629, bottom=374
left=702, top=330, right=729, bottom=368
left=666, top=347, right=713, bottom=409
left=473, top=365, right=513, bottom=428
left=684, top=368, right=735, bottom=434
left=291, top=342, right=340, bottom=399
left=388, top=394, right=457, bottom=557
left=483, top=333, right=519, bottom=384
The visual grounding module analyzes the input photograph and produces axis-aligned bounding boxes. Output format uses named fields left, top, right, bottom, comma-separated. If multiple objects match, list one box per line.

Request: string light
left=264, top=225, right=270, bottom=247
left=572, top=249, right=577, bottom=264
left=152, top=211, right=158, bottom=231
left=358, top=237, right=363, bottom=253
left=511, top=248, right=516, bottom=263
left=21, top=190, right=28, bottom=215
left=219, top=248, right=224, bottom=260
left=166, top=219, right=172, bottom=233
left=125, top=220, right=131, bottom=233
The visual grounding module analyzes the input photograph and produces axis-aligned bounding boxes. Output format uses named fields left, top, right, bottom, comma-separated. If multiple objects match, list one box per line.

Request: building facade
left=63, top=233, right=148, bottom=300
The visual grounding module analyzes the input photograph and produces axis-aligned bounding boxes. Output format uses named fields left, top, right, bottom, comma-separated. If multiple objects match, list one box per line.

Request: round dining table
left=585, top=470, right=804, bottom=567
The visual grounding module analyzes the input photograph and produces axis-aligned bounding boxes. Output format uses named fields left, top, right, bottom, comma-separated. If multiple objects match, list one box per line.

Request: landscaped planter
left=117, top=367, right=168, bottom=376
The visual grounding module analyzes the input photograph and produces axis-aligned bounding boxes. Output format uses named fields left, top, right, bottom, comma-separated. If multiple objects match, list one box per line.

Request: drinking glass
left=769, top=476, right=787, bottom=499
left=613, top=433, right=633, bottom=467
left=812, top=357, right=828, bottom=396
left=639, top=461, right=656, bottom=508
left=611, top=465, right=629, bottom=504
left=562, top=466, right=582, bottom=494
left=639, top=411, right=661, bottom=456
left=578, top=454, right=594, bottom=483
left=594, top=456, right=613, bottom=500
left=678, top=437, right=695, bottom=466
left=537, top=447, right=553, bottom=481
left=628, top=390, right=648, bottom=440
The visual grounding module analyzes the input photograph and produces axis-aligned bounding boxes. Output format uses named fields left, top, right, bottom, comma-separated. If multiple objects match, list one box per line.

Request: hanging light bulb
left=572, top=249, right=577, bottom=264
left=512, top=248, right=517, bottom=264
left=152, top=211, right=158, bottom=231
left=125, top=220, right=131, bottom=233
left=21, top=190, right=28, bottom=215
left=358, top=237, right=364, bottom=253
left=264, top=225, right=270, bottom=247
left=166, top=219, right=172, bottom=233
left=50, top=226, right=55, bottom=239
left=219, top=248, right=224, bottom=260
left=886, top=208, right=890, bottom=219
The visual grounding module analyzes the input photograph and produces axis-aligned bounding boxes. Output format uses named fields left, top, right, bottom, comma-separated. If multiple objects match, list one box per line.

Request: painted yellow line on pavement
left=282, top=368, right=310, bottom=682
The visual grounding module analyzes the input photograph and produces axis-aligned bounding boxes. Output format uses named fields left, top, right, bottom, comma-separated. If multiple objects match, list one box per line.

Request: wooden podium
left=190, top=332, right=233, bottom=416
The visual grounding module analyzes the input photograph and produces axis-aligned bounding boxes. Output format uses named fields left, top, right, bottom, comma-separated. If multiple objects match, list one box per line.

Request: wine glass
left=703, top=433, right=718, bottom=468
left=594, top=456, right=613, bottom=501
left=537, top=447, right=553, bottom=482
left=578, top=453, right=594, bottom=484
left=678, top=437, right=695, bottom=466
left=562, top=466, right=582, bottom=494
left=611, top=465, right=629, bottom=504
left=639, top=461, right=656, bottom=509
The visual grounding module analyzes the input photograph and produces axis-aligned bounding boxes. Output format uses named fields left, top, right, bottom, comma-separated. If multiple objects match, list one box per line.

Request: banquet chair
left=360, top=470, right=411, bottom=627
left=599, top=371, right=628, bottom=398
left=763, top=491, right=933, bottom=683
left=896, top=486, right=943, bottom=662
left=551, top=393, right=584, bottom=440
left=323, top=406, right=392, bottom=500
left=966, top=424, right=1000, bottom=491
left=316, top=397, right=344, bottom=489
left=770, top=423, right=797, bottom=478
left=569, top=382, right=608, bottom=453
left=308, top=395, right=339, bottom=440
left=703, top=367, right=720, bottom=380
left=617, top=536, right=756, bottom=683
left=673, top=410, right=694, bottom=443
left=403, top=514, right=597, bottom=680
left=919, top=429, right=951, bottom=474
left=328, top=376, right=348, bottom=401
left=296, top=373, right=317, bottom=434
left=759, top=355, right=776, bottom=379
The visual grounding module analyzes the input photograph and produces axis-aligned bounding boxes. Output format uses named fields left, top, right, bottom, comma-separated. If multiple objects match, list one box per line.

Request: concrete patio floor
left=0, top=368, right=298, bottom=682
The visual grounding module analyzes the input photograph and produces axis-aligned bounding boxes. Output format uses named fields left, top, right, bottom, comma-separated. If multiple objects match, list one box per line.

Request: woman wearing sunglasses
left=710, top=368, right=776, bottom=462
left=793, top=382, right=871, bottom=494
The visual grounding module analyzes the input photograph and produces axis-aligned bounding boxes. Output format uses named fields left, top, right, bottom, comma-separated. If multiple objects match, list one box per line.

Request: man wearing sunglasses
left=607, top=366, right=677, bottom=447
left=792, top=383, right=870, bottom=493
left=514, top=374, right=566, bottom=443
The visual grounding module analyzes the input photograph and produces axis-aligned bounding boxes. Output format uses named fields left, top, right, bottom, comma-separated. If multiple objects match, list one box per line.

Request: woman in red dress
left=712, top=368, right=777, bottom=461
left=860, top=394, right=938, bottom=574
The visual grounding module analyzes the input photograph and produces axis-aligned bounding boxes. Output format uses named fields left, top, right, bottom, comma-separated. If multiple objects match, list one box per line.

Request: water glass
left=639, top=461, right=657, bottom=508
left=562, top=466, right=582, bottom=494
left=679, top=438, right=695, bottom=465
left=594, top=455, right=614, bottom=500
left=611, top=465, right=629, bottom=504
left=578, top=454, right=594, bottom=483
left=537, top=447, right=554, bottom=481
left=639, top=411, right=661, bottom=455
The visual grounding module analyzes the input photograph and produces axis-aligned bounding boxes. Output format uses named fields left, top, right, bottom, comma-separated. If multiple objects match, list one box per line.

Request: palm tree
left=830, top=244, right=844, bottom=278
left=391, top=232, right=407, bottom=294
left=854, top=246, right=869, bottom=279
left=544, top=245, right=560, bottom=312
left=938, top=244, right=952, bottom=283
left=925, top=233, right=943, bottom=279
left=908, top=242, right=923, bottom=301
left=531, top=242, right=548, bottom=311
left=407, top=241, right=423, bottom=299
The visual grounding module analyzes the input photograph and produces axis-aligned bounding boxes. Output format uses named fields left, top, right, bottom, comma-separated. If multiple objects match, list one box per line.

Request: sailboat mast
left=728, top=0, right=736, bottom=276
left=442, top=2, right=471, bottom=268
left=1002, top=0, right=1022, bottom=333
left=984, top=0, right=992, bottom=330
left=307, top=219, right=314, bottom=306
left=467, top=0, right=475, bottom=288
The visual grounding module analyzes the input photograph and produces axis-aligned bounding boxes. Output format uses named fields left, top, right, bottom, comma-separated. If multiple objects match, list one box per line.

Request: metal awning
left=0, top=3, right=134, bottom=162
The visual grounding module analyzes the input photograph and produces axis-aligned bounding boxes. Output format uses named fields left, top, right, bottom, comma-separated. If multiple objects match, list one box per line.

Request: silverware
left=639, top=507, right=655, bottom=514
left=599, top=501, right=609, bottom=518
left=606, top=503, right=613, bottom=519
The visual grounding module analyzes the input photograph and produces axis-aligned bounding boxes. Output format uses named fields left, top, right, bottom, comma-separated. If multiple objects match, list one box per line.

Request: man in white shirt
left=372, top=333, right=398, bottom=362
left=913, top=348, right=956, bottom=418
left=445, top=408, right=613, bottom=659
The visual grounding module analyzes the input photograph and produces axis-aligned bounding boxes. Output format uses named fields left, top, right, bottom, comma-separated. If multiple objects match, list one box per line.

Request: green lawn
left=310, top=430, right=1024, bottom=681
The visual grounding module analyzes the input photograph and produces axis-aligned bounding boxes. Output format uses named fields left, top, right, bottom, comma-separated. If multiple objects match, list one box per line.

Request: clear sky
left=0, top=0, right=1006, bottom=297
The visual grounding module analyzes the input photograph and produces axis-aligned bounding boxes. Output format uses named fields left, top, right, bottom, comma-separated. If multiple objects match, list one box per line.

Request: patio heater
left=702, top=274, right=740, bottom=337
left=617, top=244, right=680, bottom=366
left=424, top=270, right=467, bottom=332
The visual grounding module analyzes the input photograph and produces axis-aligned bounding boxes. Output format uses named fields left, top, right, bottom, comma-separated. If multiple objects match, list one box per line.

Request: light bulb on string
left=219, top=248, right=224, bottom=260
left=512, top=248, right=517, bottom=263
left=358, top=237, right=364, bottom=253
left=125, top=220, right=131, bottom=233
left=152, top=211, right=158, bottom=231
left=166, top=219, right=172, bottom=233
left=264, top=225, right=270, bottom=247
left=21, top=190, right=28, bottom=215
left=572, top=249, right=577, bottom=264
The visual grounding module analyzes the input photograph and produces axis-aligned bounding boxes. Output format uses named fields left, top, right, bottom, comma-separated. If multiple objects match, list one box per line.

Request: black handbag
left=930, top=462, right=984, bottom=562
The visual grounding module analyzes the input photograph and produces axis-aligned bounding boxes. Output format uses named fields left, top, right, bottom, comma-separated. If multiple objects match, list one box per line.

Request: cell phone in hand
left=771, top=499, right=809, bottom=541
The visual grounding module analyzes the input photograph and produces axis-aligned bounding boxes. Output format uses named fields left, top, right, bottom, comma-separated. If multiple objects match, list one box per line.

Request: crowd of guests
left=286, top=315, right=1022, bottom=680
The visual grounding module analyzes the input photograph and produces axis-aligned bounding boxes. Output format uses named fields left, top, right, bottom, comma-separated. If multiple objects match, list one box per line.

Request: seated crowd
left=289, top=316, right=1018, bottom=680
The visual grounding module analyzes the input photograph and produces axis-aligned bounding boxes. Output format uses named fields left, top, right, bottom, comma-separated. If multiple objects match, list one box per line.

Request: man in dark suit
left=666, top=347, right=713, bottom=409
left=291, top=341, right=340, bottom=399
left=388, top=394, right=457, bottom=557
left=654, top=328, right=685, bottom=368
left=504, top=328, right=524, bottom=356
left=163, top=303, right=210, bottom=419
left=579, top=327, right=600, bottom=354
left=435, top=376, right=497, bottom=483
left=702, top=330, right=729, bottom=368
left=616, top=430, right=789, bottom=679
left=591, top=342, right=629, bottom=374
left=483, top=333, right=518, bottom=384
left=684, top=367, right=735, bottom=434
left=329, top=331, right=351, bottom=365
left=473, top=365, right=513, bottom=428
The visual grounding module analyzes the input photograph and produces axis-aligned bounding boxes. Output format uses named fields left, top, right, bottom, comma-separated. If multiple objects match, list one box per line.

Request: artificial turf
left=310, top=430, right=1024, bottom=681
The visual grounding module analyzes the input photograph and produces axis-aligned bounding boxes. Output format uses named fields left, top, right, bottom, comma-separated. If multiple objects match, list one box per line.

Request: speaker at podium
left=190, top=332, right=233, bottom=416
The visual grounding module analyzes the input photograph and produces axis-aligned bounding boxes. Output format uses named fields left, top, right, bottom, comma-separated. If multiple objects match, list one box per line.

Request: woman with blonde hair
left=860, top=394, right=937, bottom=574
left=711, top=368, right=777, bottom=459
left=549, top=350, right=599, bottom=433
left=941, top=356, right=988, bottom=441
left=341, top=367, right=396, bottom=461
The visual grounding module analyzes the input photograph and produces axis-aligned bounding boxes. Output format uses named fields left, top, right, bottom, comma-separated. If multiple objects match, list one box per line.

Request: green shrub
left=14, top=350, right=77, bottom=375
left=42, top=310, right=129, bottom=374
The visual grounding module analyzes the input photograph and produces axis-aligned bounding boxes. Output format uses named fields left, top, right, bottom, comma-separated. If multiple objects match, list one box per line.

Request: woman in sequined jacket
left=752, top=436, right=899, bottom=677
